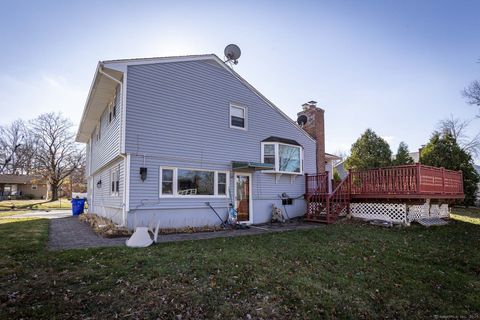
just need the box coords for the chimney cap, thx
[308,100,317,105]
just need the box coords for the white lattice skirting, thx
[351,203,407,223]
[351,202,449,224]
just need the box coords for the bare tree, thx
[0,120,35,174]
[462,80,480,111]
[29,113,84,201]
[438,116,480,158]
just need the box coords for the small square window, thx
[31,184,38,190]
[230,105,246,129]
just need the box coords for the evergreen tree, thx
[345,129,392,170]
[421,132,479,206]
[393,141,414,165]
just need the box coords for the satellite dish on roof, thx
[297,115,308,126]
[224,44,241,65]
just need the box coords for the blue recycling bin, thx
[71,198,86,216]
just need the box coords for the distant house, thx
[0,175,48,200]
[76,54,333,229]
[409,151,420,163]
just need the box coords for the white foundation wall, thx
[126,198,306,230]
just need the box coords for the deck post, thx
[441,167,445,195]
[415,163,421,194]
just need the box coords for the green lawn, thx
[0,209,479,319]
[0,198,72,210]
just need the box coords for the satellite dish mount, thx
[224,44,241,65]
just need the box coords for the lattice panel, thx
[407,203,429,221]
[307,202,326,217]
[351,203,407,223]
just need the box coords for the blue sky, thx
[0,0,479,159]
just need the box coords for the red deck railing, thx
[350,164,463,198]
[306,164,464,199]
[304,164,464,224]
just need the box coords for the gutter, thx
[98,65,129,227]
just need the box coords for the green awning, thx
[231,161,275,171]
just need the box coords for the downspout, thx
[98,65,128,227]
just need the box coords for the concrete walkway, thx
[6,210,72,219]
[48,216,323,250]
[49,217,127,250]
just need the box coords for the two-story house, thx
[76,54,328,229]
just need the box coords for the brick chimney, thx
[297,101,326,173]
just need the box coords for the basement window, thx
[261,142,303,174]
[230,104,246,129]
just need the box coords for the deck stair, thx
[305,173,350,224]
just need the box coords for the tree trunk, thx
[50,183,59,201]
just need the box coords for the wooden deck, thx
[304,164,464,223]
[306,164,464,200]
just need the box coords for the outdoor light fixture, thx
[97,180,102,188]
[140,167,147,181]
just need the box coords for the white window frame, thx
[31,184,38,190]
[108,94,117,125]
[159,167,229,198]
[110,166,120,196]
[261,142,304,175]
[229,103,247,130]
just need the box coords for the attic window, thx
[230,104,246,129]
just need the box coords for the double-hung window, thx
[108,94,117,124]
[111,167,120,196]
[261,142,303,174]
[160,167,229,197]
[230,104,246,129]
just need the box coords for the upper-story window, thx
[261,142,303,174]
[95,125,101,142]
[230,104,247,129]
[108,94,117,124]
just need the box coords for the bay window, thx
[261,142,303,174]
[160,167,229,197]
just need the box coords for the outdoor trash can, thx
[71,198,86,216]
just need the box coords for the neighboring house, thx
[76,54,331,229]
[409,151,420,163]
[0,175,48,200]
[333,160,348,180]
